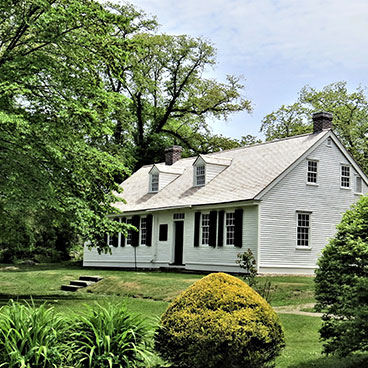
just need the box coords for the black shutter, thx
[234,209,243,248]
[194,212,201,247]
[209,210,217,247]
[131,215,140,247]
[120,217,126,247]
[104,233,108,246]
[112,218,119,247]
[146,214,153,246]
[218,210,224,247]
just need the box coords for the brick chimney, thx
[313,112,333,133]
[165,145,182,165]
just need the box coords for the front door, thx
[173,221,184,265]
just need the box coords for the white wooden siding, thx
[259,136,367,274]
[84,205,259,273]
[83,214,156,268]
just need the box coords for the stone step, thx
[70,280,94,287]
[61,284,84,292]
[79,275,103,282]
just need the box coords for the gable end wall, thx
[259,137,367,274]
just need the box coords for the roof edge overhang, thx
[111,199,261,216]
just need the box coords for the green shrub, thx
[155,272,285,368]
[0,300,66,368]
[67,302,156,368]
[236,249,277,303]
[236,249,258,286]
[315,195,368,356]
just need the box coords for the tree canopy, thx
[0,0,143,254]
[260,82,368,173]
[0,0,253,257]
[106,33,252,169]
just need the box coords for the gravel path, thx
[274,303,323,317]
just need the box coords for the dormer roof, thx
[149,164,185,175]
[193,155,232,167]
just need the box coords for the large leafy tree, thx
[0,0,253,257]
[107,33,252,168]
[315,195,368,356]
[0,0,149,254]
[260,82,368,173]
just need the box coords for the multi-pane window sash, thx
[226,213,235,245]
[196,165,205,186]
[140,217,147,245]
[307,160,318,184]
[341,165,350,188]
[151,174,159,192]
[355,176,362,193]
[201,214,210,245]
[173,213,185,220]
[297,213,310,247]
[126,218,132,245]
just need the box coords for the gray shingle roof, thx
[114,131,329,213]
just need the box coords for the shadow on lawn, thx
[0,293,86,308]
[286,353,368,368]
[0,261,83,273]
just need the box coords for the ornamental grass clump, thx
[67,302,156,368]
[0,300,66,368]
[155,272,285,368]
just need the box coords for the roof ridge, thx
[150,131,327,166]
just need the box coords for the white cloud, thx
[129,0,368,69]
[114,0,368,138]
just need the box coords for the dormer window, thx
[149,164,184,193]
[193,155,231,187]
[150,173,159,192]
[195,165,206,186]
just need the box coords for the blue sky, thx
[127,0,368,140]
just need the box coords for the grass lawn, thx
[0,262,367,368]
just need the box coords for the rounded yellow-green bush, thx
[155,272,285,368]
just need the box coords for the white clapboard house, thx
[84,112,368,274]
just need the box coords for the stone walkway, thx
[274,303,323,317]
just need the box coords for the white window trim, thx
[200,213,210,246]
[126,218,133,246]
[149,173,159,193]
[140,216,147,246]
[295,211,312,250]
[340,164,351,190]
[225,212,235,246]
[194,164,206,187]
[354,175,363,195]
[306,159,319,186]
